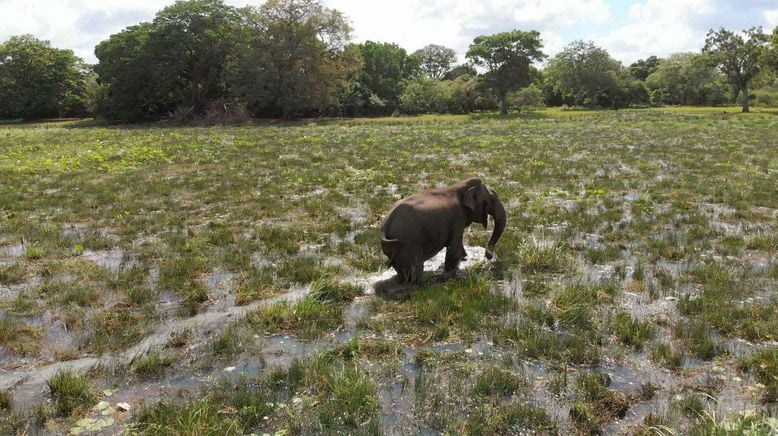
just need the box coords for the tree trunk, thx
[741,83,749,113]
[499,93,508,116]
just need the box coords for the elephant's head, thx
[463,183,506,260]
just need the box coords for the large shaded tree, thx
[0,35,92,119]
[94,23,165,121]
[769,27,778,69]
[645,53,728,106]
[349,41,421,115]
[94,0,241,121]
[703,27,769,112]
[629,56,661,81]
[545,40,622,107]
[466,30,545,115]
[443,64,477,80]
[152,0,241,114]
[231,0,356,118]
[413,44,457,80]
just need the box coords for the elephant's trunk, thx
[486,194,505,260]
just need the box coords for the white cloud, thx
[596,0,716,65]
[0,0,775,66]
[765,9,778,27]
[0,0,246,62]
[327,0,610,62]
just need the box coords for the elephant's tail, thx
[380,231,401,266]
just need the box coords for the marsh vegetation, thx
[0,108,776,434]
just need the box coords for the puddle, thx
[501,272,524,301]
[81,248,125,273]
[582,263,617,283]
[0,243,24,257]
[379,349,418,435]
[0,282,315,411]
[62,223,87,239]
[654,259,689,278]
[251,252,273,268]
[0,274,43,302]
[330,230,360,246]
[337,206,368,225]
[204,269,237,313]
[253,335,331,369]
[158,292,182,316]
[343,298,372,333]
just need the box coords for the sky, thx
[0,0,776,66]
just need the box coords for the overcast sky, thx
[1,0,776,65]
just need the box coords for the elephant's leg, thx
[409,261,424,284]
[394,246,424,283]
[444,225,466,272]
[444,248,461,272]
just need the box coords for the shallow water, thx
[81,248,125,273]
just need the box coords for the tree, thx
[765,26,778,71]
[466,30,545,115]
[151,0,241,115]
[509,84,543,109]
[398,78,451,114]
[443,64,477,80]
[95,0,242,121]
[703,27,769,112]
[629,56,661,81]
[0,35,92,119]
[351,41,421,115]
[231,0,356,118]
[413,44,457,80]
[645,53,728,106]
[94,23,162,121]
[545,40,622,107]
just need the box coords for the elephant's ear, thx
[463,186,488,229]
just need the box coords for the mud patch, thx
[0,243,24,258]
[81,248,126,273]
[204,269,237,312]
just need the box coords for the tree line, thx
[2,0,778,121]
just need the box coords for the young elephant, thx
[380,177,506,282]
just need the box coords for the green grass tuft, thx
[610,313,656,350]
[47,371,95,417]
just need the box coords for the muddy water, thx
[0,243,24,257]
[0,282,314,411]
[204,269,237,313]
[3,228,771,434]
[81,248,126,273]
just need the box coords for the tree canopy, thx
[466,30,545,115]
[5,5,778,121]
[0,35,92,119]
[349,41,421,115]
[629,56,661,81]
[703,27,770,112]
[545,40,623,107]
[645,53,728,106]
[231,0,356,118]
[414,44,457,80]
[95,0,242,121]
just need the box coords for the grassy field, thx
[0,108,777,434]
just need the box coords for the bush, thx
[509,84,544,109]
[753,90,778,107]
[398,79,451,114]
[201,99,252,124]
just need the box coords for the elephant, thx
[380,177,506,283]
